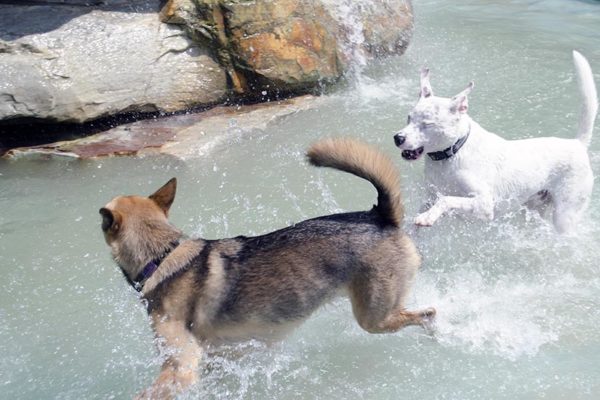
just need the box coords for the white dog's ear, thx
[451,81,474,113]
[420,68,433,98]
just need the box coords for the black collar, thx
[427,126,471,161]
[132,241,179,292]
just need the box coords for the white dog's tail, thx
[573,50,598,147]
[307,137,404,227]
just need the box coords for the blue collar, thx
[132,241,179,292]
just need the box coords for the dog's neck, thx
[427,117,472,161]
[141,239,207,296]
[131,239,180,291]
[112,220,183,285]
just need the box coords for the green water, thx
[1,1,600,399]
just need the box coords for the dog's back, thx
[205,211,415,338]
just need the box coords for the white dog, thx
[393,51,598,233]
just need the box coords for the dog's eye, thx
[407,115,411,124]
[421,122,435,129]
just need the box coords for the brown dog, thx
[99,138,435,399]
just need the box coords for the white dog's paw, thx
[415,212,436,226]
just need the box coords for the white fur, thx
[394,51,598,233]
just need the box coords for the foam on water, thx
[418,268,560,360]
[411,206,600,359]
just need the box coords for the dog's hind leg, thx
[551,174,593,233]
[553,197,591,234]
[371,308,436,333]
[349,243,435,334]
[350,280,435,333]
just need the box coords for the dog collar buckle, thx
[133,261,159,291]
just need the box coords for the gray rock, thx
[0,3,227,123]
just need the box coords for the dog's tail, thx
[573,50,598,147]
[307,137,403,227]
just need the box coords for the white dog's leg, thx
[553,195,591,234]
[553,208,580,234]
[415,195,494,226]
[551,173,593,234]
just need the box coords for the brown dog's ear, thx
[149,178,177,215]
[99,208,122,233]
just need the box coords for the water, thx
[1,0,600,398]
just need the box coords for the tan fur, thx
[307,137,404,226]
[99,138,434,399]
[142,240,205,295]
[101,194,182,280]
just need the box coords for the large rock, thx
[0,0,412,138]
[161,0,413,94]
[224,0,341,93]
[0,2,228,124]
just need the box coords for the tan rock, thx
[160,0,413,95]
[225,0,340,91]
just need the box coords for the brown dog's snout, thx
[394,134,406,147]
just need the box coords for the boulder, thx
[0,2,228,124]
[223,0,341,93]
[323,0,413,60]
[161,0,413,94]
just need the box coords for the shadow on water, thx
[0,0,162,40]
[0,106,199,155]
[0,114,158,154]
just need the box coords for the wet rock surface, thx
[4,95,322,159]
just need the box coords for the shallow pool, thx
[1,0,599,398]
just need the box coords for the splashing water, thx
[322,0,369,71]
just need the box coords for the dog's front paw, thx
[136,368,197,400]
[421,307,436,320]
[420,307,437,335]
[135,384,177,400]
[415,212,436,226]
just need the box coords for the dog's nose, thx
[394,134,406,147]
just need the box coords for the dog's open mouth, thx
[401,147,424,160]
